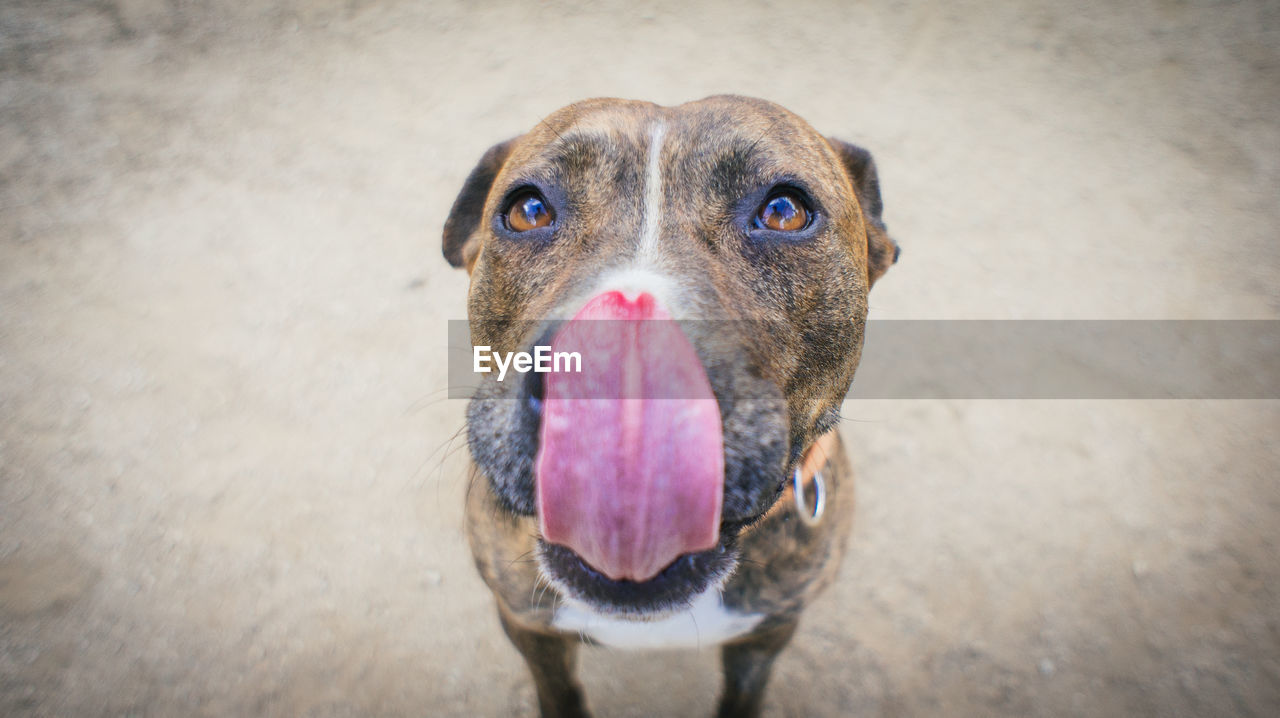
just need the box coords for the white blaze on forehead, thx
[547,120,692,321]
[638,121,667,261]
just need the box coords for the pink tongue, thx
[535,291,724,582]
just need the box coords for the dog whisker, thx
[410,421,468,489]
[402,385,469,415]
[507,549,536,568]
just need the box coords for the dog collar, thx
[793,431,837,525]
[758,431,837,527]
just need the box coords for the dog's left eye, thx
[504,191,554,232]
[755,191,811,232]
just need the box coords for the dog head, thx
[444,96,897,617]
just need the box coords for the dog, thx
[442,95,897,717]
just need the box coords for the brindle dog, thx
[442,95,897,717]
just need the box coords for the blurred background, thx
[1,0,1277,715]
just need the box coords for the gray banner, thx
[446,320,1280,400]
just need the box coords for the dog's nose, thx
[587,289,659,320]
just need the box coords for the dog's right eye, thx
[755,191,811,232]
[504,191,554,232]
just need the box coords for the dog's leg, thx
[498,606,589,718]
[715,619,798,718]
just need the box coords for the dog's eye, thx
[755,192,810,232]
[505,191,554,232]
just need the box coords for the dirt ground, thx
[2,1,1278,715]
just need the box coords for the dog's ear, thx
[826,138,899,286]
[442,137,519,270]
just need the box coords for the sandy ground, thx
[2,1,1278,715]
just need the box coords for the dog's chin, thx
[536,538,741,620]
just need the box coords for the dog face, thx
[445,95,896,616]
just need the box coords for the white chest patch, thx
[552,587,764,650]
